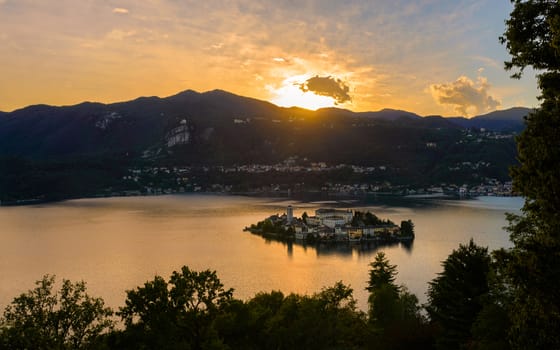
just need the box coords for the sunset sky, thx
[0,0,539,116]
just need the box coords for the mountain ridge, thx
[0,89,530,161]
[2,89,531,118]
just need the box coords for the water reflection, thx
[254,232,410,257]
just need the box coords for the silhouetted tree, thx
[500,1,560,347]
[301,211,308,224]
[366,252,398,294]
[426,240,491,349]
[0,275,114,349]
[366,252,430,349]
[471,251,512,350]
[261,282,367,350]
[400,220,415,237]
[117,266,233,349]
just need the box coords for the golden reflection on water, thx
[0,195,522,311]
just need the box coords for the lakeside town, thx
[0,158,515,206]
[115,127,517,198]
[245,206,415,244]
[117,160,515,198]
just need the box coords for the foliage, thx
[0,155,134,203]
[252,218,292,237]
[400,219,415,237]
[249,283,368,350]
[301,211,308,223]
[470,251,512,350]
[116,266,233,349]
[352,211,395,226]
[114,267,368,350]
[366,252,398,294]
[500,0,560,78]
[426,240,491,350]
[0,275,114,349]
[500,1,560,348]
[366,252,433,349]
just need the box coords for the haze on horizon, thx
[0,0,539,116]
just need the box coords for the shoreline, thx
[0,190,521,207]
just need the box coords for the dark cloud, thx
[300,75,351,104]
[429,75,500,117]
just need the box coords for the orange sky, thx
[0,0,539,116]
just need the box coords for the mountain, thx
[448,107,531,132]
[0,89,526,165]
[0,90,284,158]
[0,89,527,202]
[357,108,423,121]
[312,107,422,122]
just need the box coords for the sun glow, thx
[269,76,338,110]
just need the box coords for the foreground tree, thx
[213,283,368,350]
[0,275,114,349]
[263,283,367,350]
[367,252,432,349]
[501,1,560,348]
[366,252,398,294]
[426,240,491,349]
[471,250,513,350]
[115,266,233,349]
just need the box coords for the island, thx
[245,205,414,244]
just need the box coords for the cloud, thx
[106,29,136,40]
[112,7,129,14]
[429,75,500,116]
[299,75,351,104]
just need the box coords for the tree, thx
[366,252,398,294]
[426,240,491,350]
[117,266,233,349]
[470,253,512,350]
[254,283,367,350]
[500,1,560,78]
[366,252,400,328]
[366,252,431,349]
[400,220,415,237]
[0,275,114,349]
[500,1,560,348]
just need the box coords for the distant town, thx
[245,206,414,244]
[0,157,515,206]
[117,158,515,199]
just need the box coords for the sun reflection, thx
[268,75,338,110]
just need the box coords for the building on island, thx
[323,216,347,228]
[315,208,353,223]
[249,206,407,243]
[287,205,293,223]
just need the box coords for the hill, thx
[0,90,530,202]
[448,107,531,132]
[0,89,529,160]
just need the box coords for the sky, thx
[0,0,540,116]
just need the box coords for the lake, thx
[0,194,523,311]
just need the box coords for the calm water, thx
[0,194,523,311]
